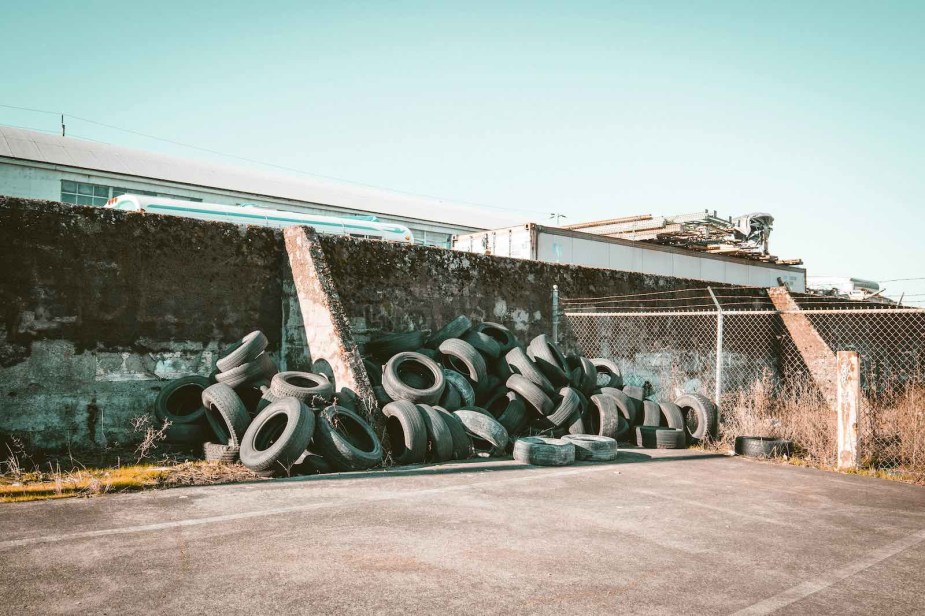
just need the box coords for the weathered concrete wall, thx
[0,197,296,450]
[316,235,725,348]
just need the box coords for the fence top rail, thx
[564,307,925,317]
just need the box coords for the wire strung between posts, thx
[559,287,716,303]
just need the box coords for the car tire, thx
[438,338,487,392]
[433,406,472,460]
[655,427,686,449]
[216,353,278,389]
[591,358,624,389]
[504,347,555,395]
[506,374,554,417]
[202,383,251,447]
[734,436,793,458]
[312,406,383,471]
[239,398,315,475]
[527,334,570,387]
[382,400,428,464]
[513,437,575,466]
[382,352,446,404]
[270,371,335,406]
[154,375,211,425]
[563,434,618,461]
[674,393,718,443]
[425,315,472,348]
[454,409,509,456]
[216,331,269,373]
[204,441,240,463]
[416,404,455,462]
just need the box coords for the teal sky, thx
[3,1,924,301]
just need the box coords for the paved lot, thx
[1,449,923,616]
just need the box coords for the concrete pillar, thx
[768,286,837,405]
[836,350,860,470]
[283,225,380,430]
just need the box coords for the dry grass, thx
[0,413,266,503]
[713,371,925,485]
[716,371,836,466]
[0,461,262,503]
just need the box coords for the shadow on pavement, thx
[264,449,728,486]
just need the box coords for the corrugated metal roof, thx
[0,125,530,229]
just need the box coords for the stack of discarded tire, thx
[363,315,720,464]
[153,330,384,476]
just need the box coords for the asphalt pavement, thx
[1,448,923,615]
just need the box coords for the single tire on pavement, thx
[734,436,793,458]
[202,383,251,447]
[674,393,719,443]
[216,331,269,373]
[655,427,686,449]
[154,375,210,425]
[382,400,427,464]
[635,425,663,448]
[416,404,455,462]
[513,437,575,466]
[204,441,240,463]
[563,435,618,461]
[216,352,278,389]
[240,398,315,474]
[382,352,445,404]
[454,410,509,456]
[270,371,335,405]
[312,406,383,471]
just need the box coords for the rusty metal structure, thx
[563,210,801,265]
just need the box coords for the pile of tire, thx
[362,317,617,465]
[153,330,384,476]
[362,316,721,462]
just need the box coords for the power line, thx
[878,277,925,283]
[0,102,549,218]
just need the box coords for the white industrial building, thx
[0,125,523,247]
[0,124,806,290]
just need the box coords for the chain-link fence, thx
[561,287,925,483]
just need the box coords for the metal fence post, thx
[707,287,723,407]
[836,350,860,469]
[551,285,559,343]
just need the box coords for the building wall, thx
[0,196,305,450]
[0,158,463,248]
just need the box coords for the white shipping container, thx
[452,223,806,292]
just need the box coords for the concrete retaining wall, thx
[0,196,787,453]
[0,197,306,450]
